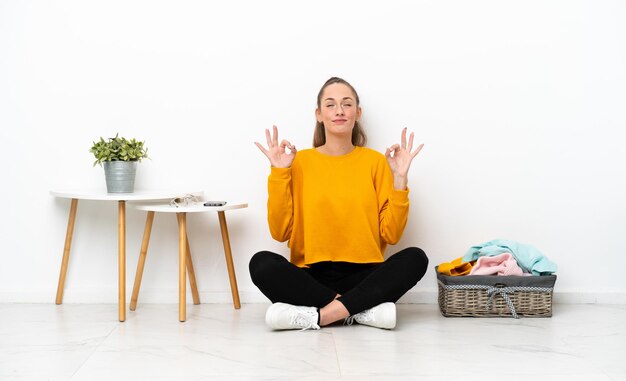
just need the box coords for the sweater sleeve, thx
[267,166,294,242]
[377,161,410,245]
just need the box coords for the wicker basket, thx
[436,266,556,318]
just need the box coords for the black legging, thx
[249,247,428,315]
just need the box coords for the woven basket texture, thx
[437,281,553,317]
[435,267,556,318]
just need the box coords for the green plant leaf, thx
[89,133,149,166]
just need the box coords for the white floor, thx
[0,303,624,381]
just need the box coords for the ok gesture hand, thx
[385,128,424,190]
[255,125,297,168]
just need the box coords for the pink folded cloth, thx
[469,253,524,276]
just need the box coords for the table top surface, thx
[135,202,248,213]
[50,190,203,201]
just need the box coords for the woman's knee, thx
[395,247,429,283]
[248,251,283,284]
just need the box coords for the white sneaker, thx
[265,302,320,331]
[345,302,396,329]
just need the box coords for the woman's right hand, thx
[254,125,297,168]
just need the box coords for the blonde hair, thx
[313,77,367,148]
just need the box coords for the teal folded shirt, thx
[462,239,557,275]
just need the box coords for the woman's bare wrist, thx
[393,175,408,190]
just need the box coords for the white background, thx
[1,0,624,304]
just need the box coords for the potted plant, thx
[90,133,149,193]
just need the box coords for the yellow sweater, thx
[267,146,410,267]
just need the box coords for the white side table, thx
[50,190,201,322]
[131,202,248,322]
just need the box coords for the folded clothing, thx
[437,257,475,276]
[469,253,524,276]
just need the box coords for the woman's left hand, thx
[385,128,424,190]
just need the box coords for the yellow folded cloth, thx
[438,257,475,276]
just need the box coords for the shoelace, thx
[344,309,374,326]
[344,315,356,326]
[290,311,320,331]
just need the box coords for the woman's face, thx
[316,83,361,140]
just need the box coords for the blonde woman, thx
[250,77,428,330]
